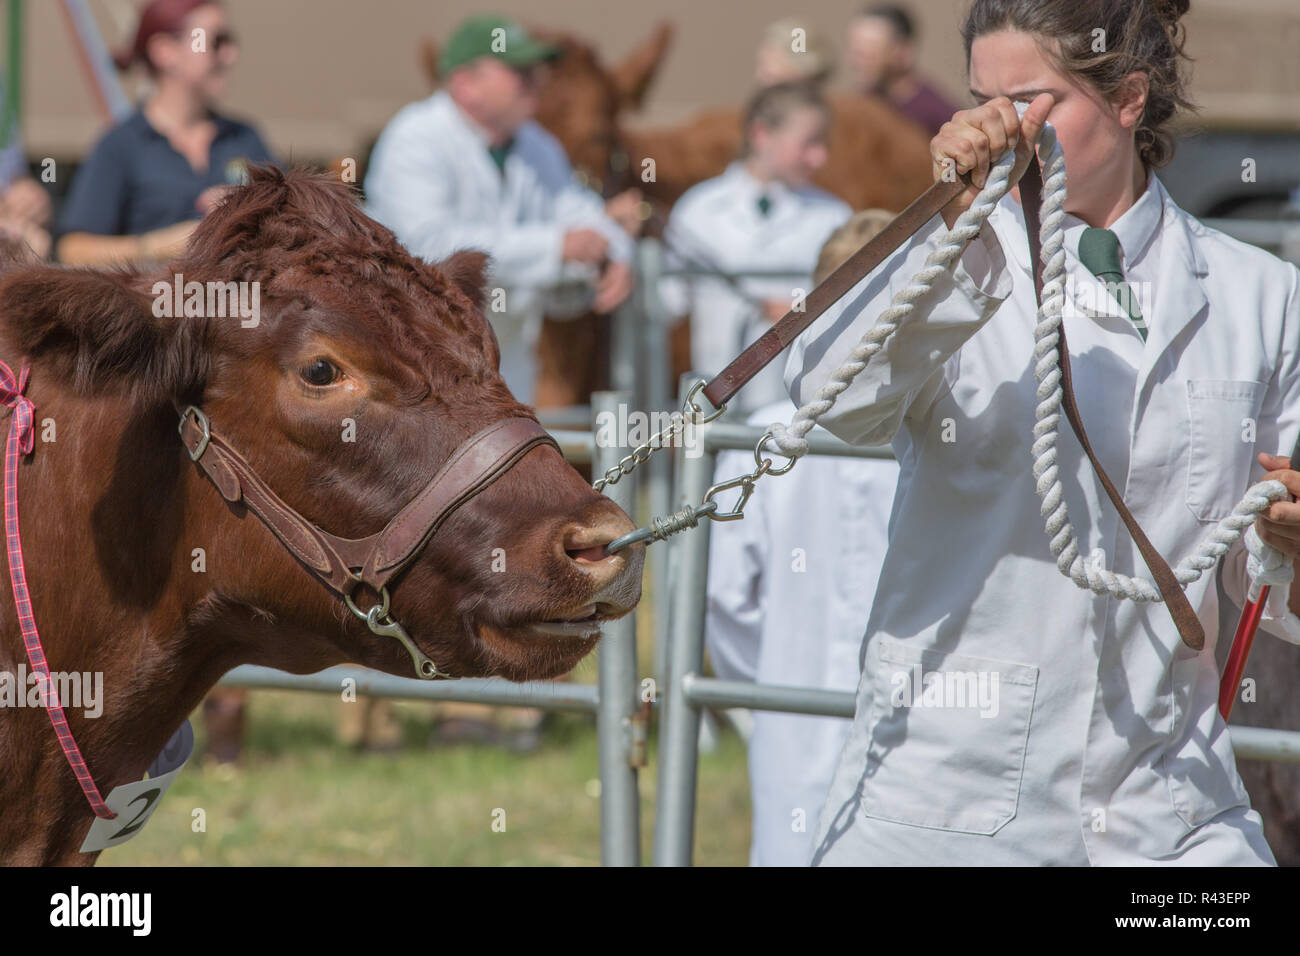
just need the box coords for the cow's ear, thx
[611,21,673,110]
[419,36,440,89]
[0,267,206,403]
[436,250,490,312]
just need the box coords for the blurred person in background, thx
[364,13,637,408]
[56,0,273,268]
[754,18,835,88]
[705,210,901,866]
[846,3,958,136]
[0,77,52,259]
[55,0,274,763]
[660,82,850,418]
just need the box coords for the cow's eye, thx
[300,359,341,387]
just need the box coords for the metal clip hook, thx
[701,459,769,521]
[345,584,451,680]
[603,440,786,553]
[364,607,450,680]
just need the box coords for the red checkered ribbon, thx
[1,359,115,819]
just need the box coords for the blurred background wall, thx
[28,0,1300,165]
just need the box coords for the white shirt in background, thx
[364,90,632,404]
[661,163,851,416]
[706,399,900,866]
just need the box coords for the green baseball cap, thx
[439,15,560,76]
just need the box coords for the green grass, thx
[100,687,753,866]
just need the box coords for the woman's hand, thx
[1255,452,1300,560]
[933,93,1054,229]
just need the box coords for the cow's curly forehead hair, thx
[183,165,492,348]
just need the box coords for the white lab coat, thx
[706,399,900,865]
[363,91,632,404]
[785,174,1300,866]
[661,163,851,417]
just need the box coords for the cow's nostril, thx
[567,544,611,564]
[561,516,635,569]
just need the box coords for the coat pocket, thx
[1162,654,1251,829]
[858,640,1039,835]
[1185,380,1266,523]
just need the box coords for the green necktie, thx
[756,195,772,217]
[487,139,513,176]
[1078,226,1146,341]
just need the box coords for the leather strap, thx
[358,418,560,590]
[1018,160,1205,650]
[179,409,559,600]
[701,175,969,409]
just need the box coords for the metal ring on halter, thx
[685,379,727,425]
[344,582,391,622]
[754,431,797,476]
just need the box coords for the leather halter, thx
[177,406,560,678]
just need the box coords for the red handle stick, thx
[1219,580,1267,720]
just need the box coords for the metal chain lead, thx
[592,380,725,492]
[592,411,688,493]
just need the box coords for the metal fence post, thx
[636,238,677,688]
[651,373,717,866]
[592,391,642,866]
[610,292,639,408]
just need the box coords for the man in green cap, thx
[366,14,638,405]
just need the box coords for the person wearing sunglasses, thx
[56,0,274,267]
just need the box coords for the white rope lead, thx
[768,117,1290,607]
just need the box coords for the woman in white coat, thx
[660,83,851,417]
[785,0,1300,865]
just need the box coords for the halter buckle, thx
[178,406,211,462]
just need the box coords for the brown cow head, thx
[0,167,643,682]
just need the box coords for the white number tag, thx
[79,720,194,854]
